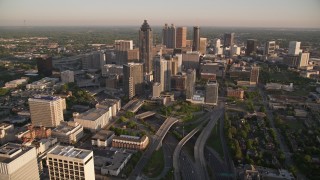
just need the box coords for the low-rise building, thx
[4,78,28,88]
[91,130,115,147]
[96,98,121,117]
[52,121,84,144]
[26,77,59,90]
[0,123,15,144]
[112,135,149,150]
[74,108,111,131]
[24,137,58,155]
[227,88,244,99]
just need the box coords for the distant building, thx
[163,24,176,48]
[96,98,121,117]
[123,63,144,99]
[139,20,153,74]
[250,66,260,85]
[26,77,59,90]
[5,78,28,88]
[283,52,309,68]
[171,74,187,91]
[264,41,276,56]
[73,108,111,132]
[192,26,200,51]
[199,38,207,54]
[0,123,15,144]
[29,95,66,127]
[101,64,123,77]
[91,130,115,147]
[36,56,53,77]
[60,70,74,83]
[152,82,161,98]
[176,27,187,48]
[112,135,149,150]
[51,121,84,144]
[200,62,225,78]
[227,88,244,99]
[186,40,193,48]
[114,40,133,51]
[0,143,40,180]
[182,51,200,69]
[47,145,95,180]
[205,80,219,105]
[154,56,172,92]
[288,41,301,55]
[224,33,235,47]
[246,39,257,55]
[231,45,241,56]
[171,54,183,75]
[186,69,196,100]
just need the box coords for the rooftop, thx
[48,145,91,159]
[52,121,81,134]
[113,135,147,143]
[0,143,34,164]
[76,108,109,121]
[30,95,60,101]
[94,149,131,172]
[92,130,114,141]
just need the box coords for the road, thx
[128,117,178,180]
[194,108,224,180]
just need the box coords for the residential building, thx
[52,121,84,144]
[73,108,111,131]
[0,143,40,180]
[186,69,196,100]
[205,80,218,105]
[123,63,144,99]
[163,24,176,48]
[112,135,149,150]
[176,27,187,48]
[139,20,153,74]
[192,26,200,51]
[227,88,244,99]
[91,130,115,147]
[29,96,66,127]
[60,70,74,83]
[47,145,95,180]
[264,41,276,56]
[288,41,301,55]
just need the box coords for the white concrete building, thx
[0,143,40,180]
[96,98,121,117]
[26,77,59,90]
[52,121,84,144]
[47,145,95,180]
[60,70,74,83]
[74,108,111,131]
[5,78,28,89]
[91,130,115,147]
[29,95,66,127]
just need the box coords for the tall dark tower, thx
[246,39,257,55]
[224,33,235,47]
[139,20,153,74]
[36,56,53,77]
[192,26,200,51]
[162,24,176,49]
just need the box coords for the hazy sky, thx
[1,0,320,28]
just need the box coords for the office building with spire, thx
[162,24,176,49]
[139,20,153,74]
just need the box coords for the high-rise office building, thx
[139,20,153,74]
[154,56,171,92]
[47,145,95,180]
[288,41,301,55]
[114,40,133,51]
[199,38,207,54]
[224,33,235,47]
[176,27,187,48]
[192,26,200,51]
[162,24,176,49]
[264,41,276,56]
[37,56,53,77]
[250,66,260,85]
[123,63,144,99]
[29,95,66,127]
[0,143,40,180]
[171,54,182,75]
[213,39,223,55]
[60,70,74,83]
[186,69,196,100]
[246,39,257,55]
[205,80,218,105]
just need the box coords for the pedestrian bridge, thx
[135,111,156,119]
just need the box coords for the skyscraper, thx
[192,26,200,51]
[114,40,133,51]
[288,41,301,55]
[199,38,207,54]
[47,145,95,180]
[123,63,144,99]
[162,24,176,49]
[154,56,171,92]
[29,95,66,127]
[264,41,276,56]
[205,80,218,105]
[139,20,153,74]
[186,69,196,100]
[224,33,235,47]
[37,56,53,77]
[246,39,257,55]
[176,27,187,48]
[0,143,40,180]
[250,66,260,86]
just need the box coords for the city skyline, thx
[1,0,320,28]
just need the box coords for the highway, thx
[128,117,178,180]
[194,108,224,180]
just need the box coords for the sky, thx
[0,0,320,28]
